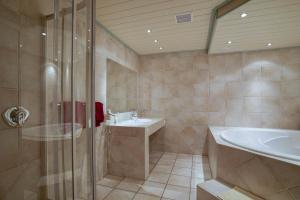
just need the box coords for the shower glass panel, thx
[0,0,94,199]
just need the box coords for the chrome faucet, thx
[107,109,117,123]
[131,111,138,120]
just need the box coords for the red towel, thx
[63,101,86,128]
[61,101,103,128]
[95,101,104,127]
[75,102,86,128]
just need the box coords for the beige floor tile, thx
[192,167,212,180]
[168,175,191,188]
[195,157,208,166]
[163,152,177,156]
[176,158,193,164]
[96,185,112,200]
[192,155,204,163]
[104,189,135,200]
[152,165,173,174]
[190,189,197,200]
[150,157,160,164]
[147,172,170,183]
[116,178,144,192]
[161,153,177,160]
[192,163,210,170]
[150,151,164,158]
[174,161,192,168]
[191,177,205,189]
[172,166,192,177]
[163,185,190,200]
[138,181,166,197]
[191,168,203,176]
[177,154,193,160]
[133,193,160,200]
[157,159,175,166]
[150,163,156,171]
[97,175,124,188]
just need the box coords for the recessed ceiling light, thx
[227,40,232,44]
[241,13,248,18]
[267,43,272,46]
[159,47,163,50]
[147,29,151,33]
[41,32,47,36]
[154,39,158,43]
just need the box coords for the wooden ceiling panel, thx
[96,0,223,54]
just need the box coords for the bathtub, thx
[220,127,300,162]
[208,127,300,199]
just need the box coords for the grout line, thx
[134,151,164,199]
[101,152,203,200]
[100,176,125,200]
[160,153,178,200]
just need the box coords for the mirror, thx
[209,0,300,54]
[107,59,138,113]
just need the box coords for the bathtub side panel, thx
[214,144,299,200]
[208,129,218,179]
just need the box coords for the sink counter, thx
[105,118,166,179]
[106,118,165,137]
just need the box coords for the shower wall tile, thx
[20,53,41,92]
[0,129,19,172]
[139,47,300,154]
[0,48,18,89]
[0,88,18,129]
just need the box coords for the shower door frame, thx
[42,0,96,199]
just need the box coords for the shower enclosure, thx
[0,0,95,199]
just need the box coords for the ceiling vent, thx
[175,13,192,24]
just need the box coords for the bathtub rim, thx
[209,126,300,167]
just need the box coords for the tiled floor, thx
[96,151,212,200]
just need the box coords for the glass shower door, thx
[0,0,94,199]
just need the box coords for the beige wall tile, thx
[0,48,18,89]
[140,48,300,154]
[0,129,19,171]
[95,24,140,181]
[0,88,18,129]
[225,81,242,98]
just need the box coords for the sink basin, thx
[134,118,152,123]
[120,118,152,124]
[114,118,157,127]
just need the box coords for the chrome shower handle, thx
[2,106,30,128]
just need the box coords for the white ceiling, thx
[209,0,300,54]
[96,0,223,55]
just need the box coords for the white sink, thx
[106,118,162,127]
[118,118,153,125]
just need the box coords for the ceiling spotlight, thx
[41,32,47,36]
[147,29,151,33]
[241,13,248,18]
[267,43,272,46]
[227,40,232,44]
[159,47,163,50]
[154,39,158,43]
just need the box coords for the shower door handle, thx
[2,106,30,128]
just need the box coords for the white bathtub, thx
[220,128,300,162]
